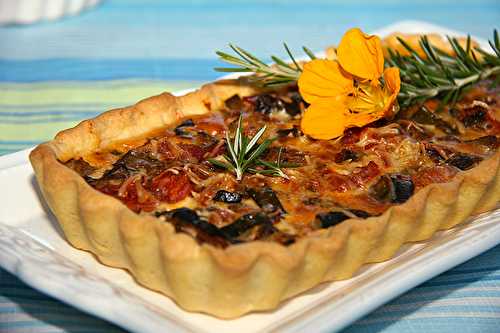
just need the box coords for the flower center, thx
[345,81,392,125]
[349,82,386,112]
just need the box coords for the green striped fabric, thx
[0,80,202,155]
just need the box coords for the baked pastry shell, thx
[30,79,500,318]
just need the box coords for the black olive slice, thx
[425,147,446,163]
[316,211,350,228]
[213,190,242,203]
[253,94,285,114]
[160,208,222,236]
[276,127,301,138]
[369,174,414,204]
[156,208,228,247]
[156,208,287,246]
[390,175,415,204]
[102,150,163,180]
[349,209,371,218]
[247,187,286,213]
[446,154,482,170]
[220,212,272,239]
[315,208,371,229]
[166,207,197,223]
[174,119,195,137]
[282,92,303,116]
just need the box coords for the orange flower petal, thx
[382,67,401,114]
[346,111,381,127]
[298,59,353,104]
[383,67,400,94]
[337,28,384,81]
[301,98,347,140]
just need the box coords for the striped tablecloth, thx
[1,1,499,332]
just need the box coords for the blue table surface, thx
[0,1,499,332]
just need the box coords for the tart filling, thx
[65,82,500,248]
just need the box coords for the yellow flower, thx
[298,28,401,140]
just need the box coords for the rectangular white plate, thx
[1,21,499,333]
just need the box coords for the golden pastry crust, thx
[30,77,500,318]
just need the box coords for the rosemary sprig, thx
[387,30,500,108]
[215,43,315,86]
[208,115,290,180]
[215,30,500,108]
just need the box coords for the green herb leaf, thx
[208,115,293,180]
[215,43,314,86]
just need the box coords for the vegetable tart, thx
[30,28,500,318]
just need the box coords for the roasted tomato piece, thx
[412,165,458,189]
[340,127,363,145]
[150,171,193,203]
[116,177,157,213]
[179,144,206,161]
[349,161,381,187]
[324,172,351,193]
[95,182,121,196]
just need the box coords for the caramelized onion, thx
[118,173,143,198]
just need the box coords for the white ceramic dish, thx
[0,21,498,333]
[0,0,102,25]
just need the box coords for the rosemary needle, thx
[208,115,292,180]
